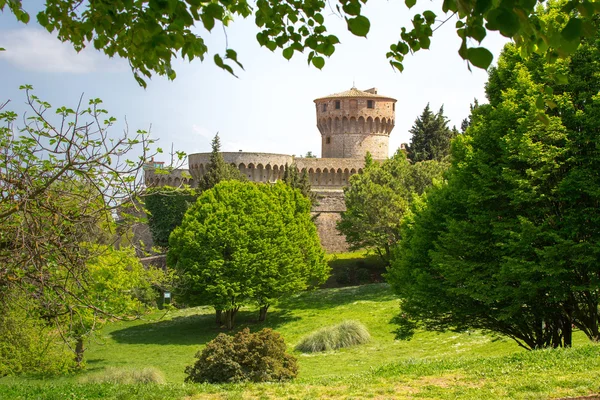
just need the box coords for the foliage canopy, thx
[388,18,600,349]
[0,87,164,367]
[338,151,447,264]
[185,328,298,383]
[407,104,457,162]
[2,0,597,85]
[144,186,198,249]
[168,180,329,329]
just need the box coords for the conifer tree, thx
[199,133,245,191]
[283,163,317,206]
[407,104,456,162]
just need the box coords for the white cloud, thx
[0,28,125,73]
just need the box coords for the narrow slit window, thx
[322,103,327,112]
[335,100,341,109]
[367,100,374,109]
[326,137,331,144]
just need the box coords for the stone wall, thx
[143,154,363,253]
[144,167,195,188]
[189,152,293,183]
[312,189,348,253]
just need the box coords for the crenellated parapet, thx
[144,167,195,188]
[188,152,294,184]
[314,87,396,159]
[295,157,365,189]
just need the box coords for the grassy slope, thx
[82,284,520,382]
[1,283,599,399]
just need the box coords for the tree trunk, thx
[259,304,270,322]
[224,307,239,330]
[74,337,85,366]
[563,320,573,348]
[215,309,222,326]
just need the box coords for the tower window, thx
[322,103,327,112]
[335,100,341,109]
[367,100,374,109]
[326,137,331,144]
[393,103,395,111]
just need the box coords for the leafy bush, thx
[0,290,75,377]
[80,367,165,384]
[336,265,371,286]
[295,320,371,353]
[184,328,298,383]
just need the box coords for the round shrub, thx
[184,328,298,383]
[295,320,371,353]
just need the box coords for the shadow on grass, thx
[109,309,300,346]
[279,283,396,311]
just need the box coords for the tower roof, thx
[314,87,397,102]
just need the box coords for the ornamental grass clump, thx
[184,328,298,383]
[295,320,371,353]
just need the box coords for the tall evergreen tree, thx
[407,104,456,162]
[283,163,316,206]
[388,13,600,349]
[199,133,245,191]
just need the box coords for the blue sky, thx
[0,1,508,162]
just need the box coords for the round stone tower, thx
[314,87,396,159]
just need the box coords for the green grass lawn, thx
[2,283,600,399]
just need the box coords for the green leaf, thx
[537,112,550,125]
[282,47,294,60]
[561,18,582,42]
[36,12,48,27]
[347,16,370,37]
[312,56,325,69]
[201,13,215,31]
[423,10,436,22]
[495,9,520,37]
[536,95,545,109]
[343,1,361,16]
[390,61,404,72]
[466,47,493,69]
[265,41,277,51]
[555,74,569,84]
[405,0,417,9]
[225,49,244,70]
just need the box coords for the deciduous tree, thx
[168,181,328,329]
[1,0,595,85]
[338,151,447,265]
[0,87,166,368]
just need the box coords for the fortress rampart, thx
[144,167,194,188]
[143,87,398,253]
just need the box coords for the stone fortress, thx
[145,87,397,252]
